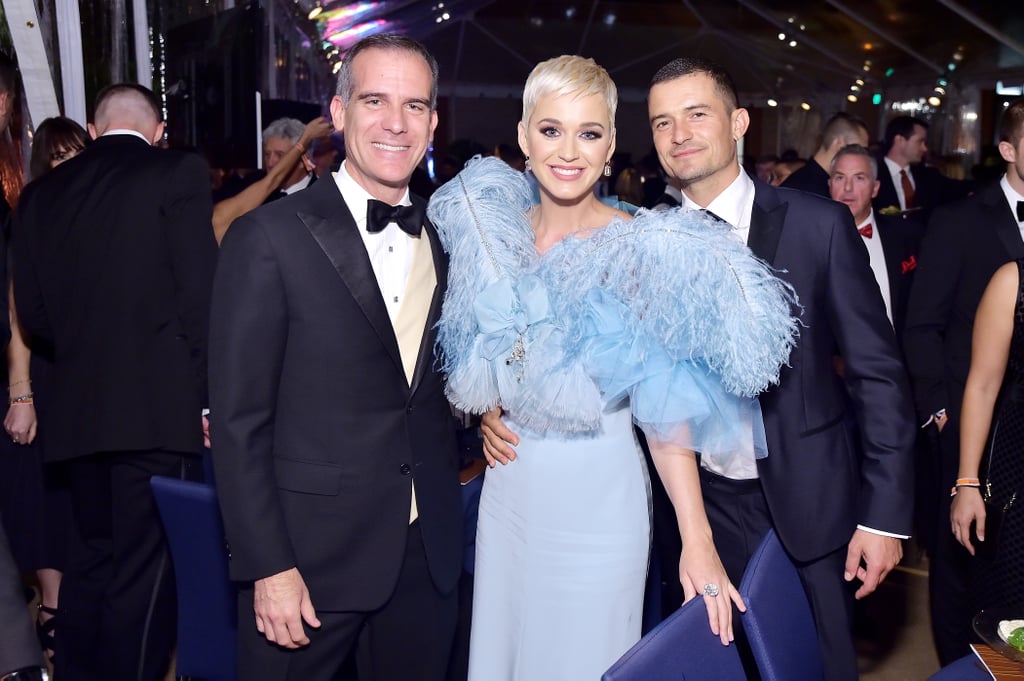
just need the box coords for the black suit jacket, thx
[209,175,462,612]
[873,161,972,253]
[748,177,915,562]
[780,159,829,198]
[902,180,1024,424]
[13,134,216,461]
[874,212,917,338]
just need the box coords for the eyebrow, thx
[535,117,606,130]
[649,103,711,124]
[356,92,431,107]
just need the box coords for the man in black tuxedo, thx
[647,58,914,681]
[13,84,217,680]
[828,144,916,336]
[783,112,869,198]
[209,34,462,681]
[902,98,1024,664]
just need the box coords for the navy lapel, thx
[408,209,447,397]
[748,179,787,265]
[297,178,405,379]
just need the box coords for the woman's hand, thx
[678,534,744,645]
[3,402,37,445]
[951,486,986,555]
[479,408,518,467]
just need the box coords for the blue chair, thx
[926,654,990,680]
[151,476,237,681]
[602,595,745,680]
[738,529,824,680]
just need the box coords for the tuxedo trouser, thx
[237,520,458,681]
[926,422,974,665]
[57,451,198,681]
[699,467,859,681]
[0,520,43,674]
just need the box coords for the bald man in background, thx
[13,83,217,681]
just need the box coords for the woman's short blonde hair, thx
[521,55,617,127]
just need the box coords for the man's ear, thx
[999,140,1016,165]
[87,123,98,140]
[151,121,166,145]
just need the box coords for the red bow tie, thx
[858,223,873,239]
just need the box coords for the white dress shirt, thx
[333,161,415,324]
[282,173,313,196]
[102,129,151,144]
[883,157,915,211]
[1000,174,1024,241]
[857,210,893,327]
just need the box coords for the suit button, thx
[400,463,411,475]
[406,406,414,414]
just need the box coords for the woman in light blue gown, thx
[427,56,798,681]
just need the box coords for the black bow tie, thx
[366,199,423,236]
[1017,200,1024,223]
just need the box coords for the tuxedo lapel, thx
[297,179,405,379]
[749,180,787,265]
[981,183,1024,261]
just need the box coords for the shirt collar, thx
[1000,174,1024,221]
[883,156,907,177]
[333,161,411,226]
[101,129,152,145]
[682,170,754,229]
[282,173,312,195]
[857,209,876,230]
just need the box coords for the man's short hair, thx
[830,143,878,180]
[821,113,869,151]
[262,117,305,147]
[94,83,162,123]
[883,115,927,151]
[335,33,439,110]
[649,57,739,112]
[999,98,1024,147]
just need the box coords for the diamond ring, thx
[702,583,720,597]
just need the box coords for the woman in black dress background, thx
[0,116,88,661]
[952,258,1024,611]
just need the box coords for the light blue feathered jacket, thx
[428,156,799,470]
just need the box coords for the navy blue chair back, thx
[738,529,824,680]
[602,595,745,680]
[151,476,237,681]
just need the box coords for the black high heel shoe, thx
[36,605,56,663]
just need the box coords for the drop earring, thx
[603,162,612,177]
[525,156,531,171]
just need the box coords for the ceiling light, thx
[800,102,811,111]
[308,6,322,20]
[934,86,946,95]
[778,32,786,40]
[847,94,858,103]
[603,13,616,26]
[928,95,942,106]
[789,40,797,47]
[767,98,778,107]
